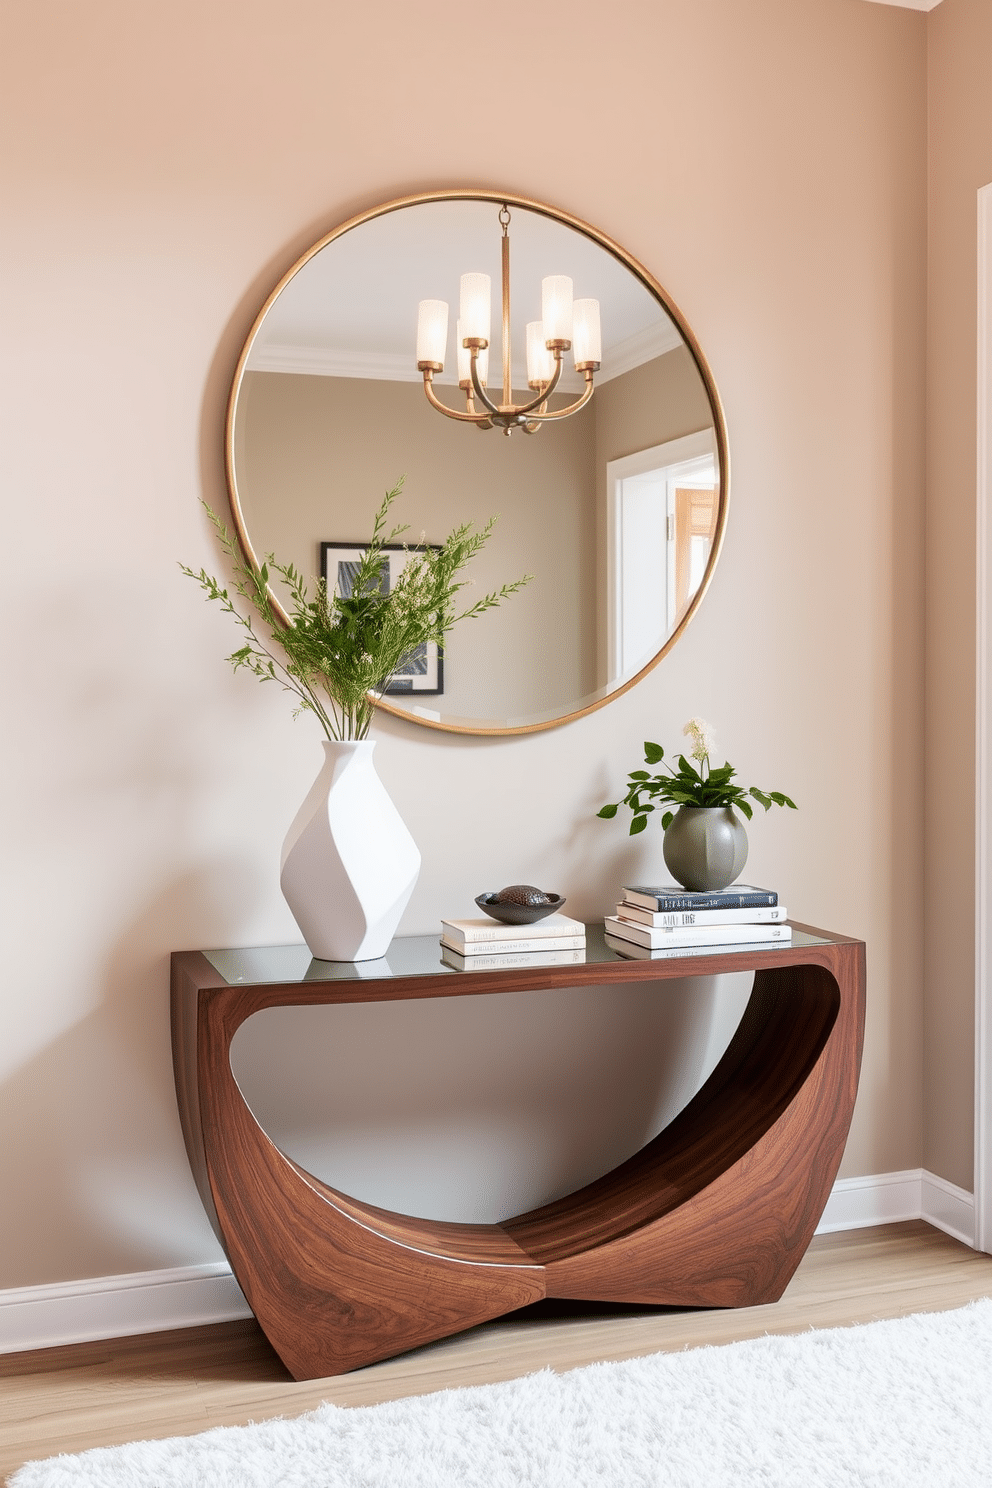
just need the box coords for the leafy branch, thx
[181,479,532,741]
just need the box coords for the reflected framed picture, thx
[320,541,444,696]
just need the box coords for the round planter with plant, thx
[598,718,797,892]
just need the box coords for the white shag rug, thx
[11,1299,992,1488]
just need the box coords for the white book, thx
[442,933,587,957]
[603,916,792,950]
[440,913,585,948]
[616,902,789,929]
[604,934,788,962]
[441,944,587,972]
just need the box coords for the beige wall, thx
[0,0,930,1290]
[925,0,992,1190]
[594,345,714,469]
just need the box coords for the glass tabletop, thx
[202,924,835,988]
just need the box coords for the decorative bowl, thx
[474,886,566,925]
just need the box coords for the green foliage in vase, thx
[181,479,531,741]
[597,717,797,836]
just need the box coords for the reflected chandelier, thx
[416,204,602,436]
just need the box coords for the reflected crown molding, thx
[246,342,586,393]
[862,0,941,9]
[246,323,683,390]
[603,321,685,382]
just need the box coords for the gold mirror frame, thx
[225,188,730,736]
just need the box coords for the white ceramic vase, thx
[280,739,421,962]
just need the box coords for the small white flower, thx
[683,716,715,763]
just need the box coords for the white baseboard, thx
[815,1168,925,1232]
[0,1262,251,1355]
[921,1170,977,1247]
[0,1170,979,1355]
[815,1167,976,1247]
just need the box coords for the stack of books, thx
[440,913,587,971]
[604,884,790,958]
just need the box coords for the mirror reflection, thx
[227,194,727,734]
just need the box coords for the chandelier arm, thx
[511,357,565,418]
[469,354,503,418]
[517,370,595,424]
[524,397,549,434]
[469,348,566,421]
[463,389,493,429]
[422,372,492,425]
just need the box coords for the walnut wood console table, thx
[171,923,865,1380]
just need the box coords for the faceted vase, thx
[280,739,421,962]
[662,805,748,892]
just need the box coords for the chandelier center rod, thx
[501,206,512,411]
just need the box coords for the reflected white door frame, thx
[975,181,992,1252]
[605,429,717,679]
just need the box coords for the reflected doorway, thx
[606,429,718,679]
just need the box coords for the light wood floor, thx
[3,1221,992,1483]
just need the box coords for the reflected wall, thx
[235,343,712,723]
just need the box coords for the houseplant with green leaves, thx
[598,718,796,891]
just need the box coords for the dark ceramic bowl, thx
[474,891,567,925]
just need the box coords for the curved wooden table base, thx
[172,926,865,1380]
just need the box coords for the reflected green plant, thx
[182,479,531,741]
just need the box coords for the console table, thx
[171,923,865,1380]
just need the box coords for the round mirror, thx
[226,190,729,735]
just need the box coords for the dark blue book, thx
[623,883,779,912]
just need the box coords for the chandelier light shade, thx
[416,203,601,436]
[572,299,602,369]
[459,274,492,345]
[415,299,449,368]
[455,320,470,385]
[540,276,573,346]
[526,321,555,387]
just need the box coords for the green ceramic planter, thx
[662,805,748,892]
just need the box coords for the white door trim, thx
[975,182,992,1253]
[605,428,716,678]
